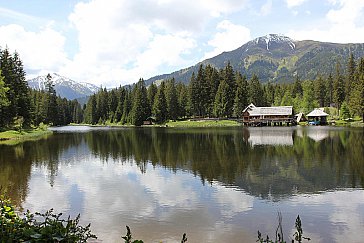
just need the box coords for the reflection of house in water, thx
[306,128,330,142]
[244,127,294,146]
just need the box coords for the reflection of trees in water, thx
[85,127,364,199]
[0,134,83,206]
[1,127,363,205]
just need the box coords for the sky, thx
[1,0,364,87]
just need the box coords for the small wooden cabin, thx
[307,108,328,125]
[143,117,155,125]
[242,103,295,126]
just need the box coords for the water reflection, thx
[0,126,363,242]
[245,127,294,146]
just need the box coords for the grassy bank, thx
[165,119,241,127]
[73,119,242,128]
[0,128,52,145]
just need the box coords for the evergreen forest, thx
[84,54,364,126]
[0,47,363,128]
[0,48,83,130]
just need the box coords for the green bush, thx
[38,122,48,131]
[0,196,96,242]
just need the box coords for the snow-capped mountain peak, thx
[252,34,296,50]
[27,73,100,100]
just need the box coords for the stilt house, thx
[242,103,295,126]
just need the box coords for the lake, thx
[0,126,363,242]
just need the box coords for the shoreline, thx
[71,119,363,128]
[0,129,53,145]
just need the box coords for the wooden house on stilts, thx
[242,103,295,126]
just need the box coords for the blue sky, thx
[1,0,364,87]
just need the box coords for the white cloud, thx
[285,0,308,8]
[0,24,69,76]
[0,0,251,87]
[203,20,251,60]
[60,0,249,86]
[135,33,196,75]
[288,0,364,43]
[212,182,253,217]
[290,191,364,243]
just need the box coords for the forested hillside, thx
[146,34,364,85]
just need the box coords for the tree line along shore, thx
[0,47,363,135]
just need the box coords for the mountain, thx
[146,34,364,85]
[27,73,99,100]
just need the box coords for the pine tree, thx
[314,76,326,107]
[121,90,131,124]
[197,65,210,117]
[189,72,200,117]
[340,101,350,119]
[108,89,118,122]
[281,86,293,106]
[114,87,126,123]
[221,62,236,117]
[45,74,58,125]
[153,81,167,123]
[248,74,265,106]
[265,82,275,106]
[72,102,83,124]
[0,49,32,127]
[0,70,10,127]
[292,76,303,98]
[214,79,228,117]
[189,65,211,117]
[333,62,345,110]
[205,65,220,116]
[0,48,16,126]
[348,57,364,118]
[84,94,97,124]
[12,51,32,126]
[95,87,109,123]
[147,83,158,111]
[165,78,178,121]
[131,79,149,126]
[233,73,248,117]
[345,53,355,103]
[301,80,319,113]
[325,73,333,106]
[176,82,189,118]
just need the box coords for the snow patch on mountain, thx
[253,34,296,50]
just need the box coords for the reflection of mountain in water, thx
[1,127,363,204]
[245,127,294,146]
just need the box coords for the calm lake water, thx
[1,126,363,242]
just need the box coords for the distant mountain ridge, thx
[146,34,364,85]
[27,73,99,100]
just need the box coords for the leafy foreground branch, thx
[0,196,96,242]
